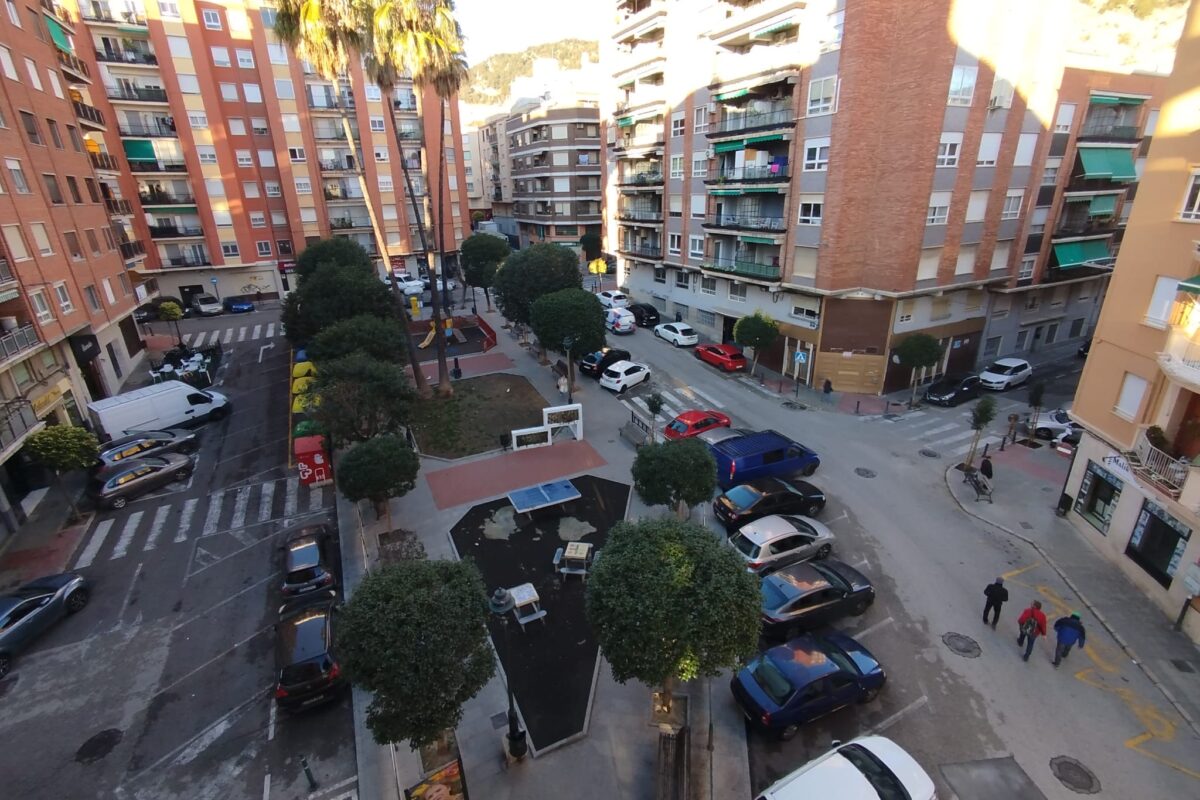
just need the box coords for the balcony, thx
[708,163,789,183]
[393,97,418,112]
[708,107,794,137]
[330,217,371,230]
[90,152,120,171]
[1157,327,1200,395]
[314,128,357,141]
[1077,119,1141,143]
[617,242,662,260]
[73,100,106,129]
[80,6,146,26]
[397,128,424,142]
[0,257,14,286]
[147,224,204,240]
[128,158,187,173]
[106,85,167,103]
[119,240,146,259]
[40,0,74,25]
[1121,428,1197,502]
[0,400,42,456]
[323,188,364,202]
[703,255,781,281]
[318,158,357,173]
[709,0,804,46]
[95,48,157,66]
[613,0,666,41]
[614,132,665,152]
[139,190,194,205]
[307,96,354,111]
[164,254,212,268]
[118,120,177,138]
[0,324,40,361]
[56,50,91,82]
[105,198,133,215]
[703,213,787,233]
[618,171,663,187]
[617,206,663,223]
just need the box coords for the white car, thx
[599,360,650,393]
[978,357,1031,390]
[654,322,699,347]
[387,272,426,296]
[598,290,629,309]
[422,275,459,292]
[190,294,223,316]
[1034,407,1079,440]
[728,514,835,574]
[755,736,935,800]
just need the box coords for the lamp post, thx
[562,335,575,404]
[488,587,528,759]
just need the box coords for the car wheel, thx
[804,502,822,517]
[65,589,89,614]
[111,496,127,509]
[778,724,800,742]
[802,464,817,477]
[1035,428,1052,440]
[618,383,627,394]
[859,685,881,704]
[174,468,191,481]
[672,339,680,348]
[0,653,10,679]
[852,598,871,616]
[815,543,832,559]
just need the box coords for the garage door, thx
[816,352,886,394]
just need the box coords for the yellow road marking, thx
[1001,563,1043,580]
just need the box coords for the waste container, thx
[1055,492,1072,517]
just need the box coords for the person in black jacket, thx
[982,577,1009,628]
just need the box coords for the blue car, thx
[223,298,256,313]
[731,631,885,740]
[706,430,820,489]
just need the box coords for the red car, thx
[663,410,732,440]
[694,344,748,372]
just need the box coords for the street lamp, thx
[562,335,575,404]
[488,587,528,759]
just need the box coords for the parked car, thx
[388,272,426,296]
[88,381,230,441]
[1054,428,1082,451]
[923,373,980,406]
[728,514,835,574]
[89,453,194,509]
[1033,407,1079,440]
[979,357,1032,390]
[190,294,223,316]
[606,308,637,335]
[95,429,199,469]
[731,631,885,740]
[599,360,651,393]
[223,297,256,313]
[663,410,731,440]
[421,275,458,292]
[708,430,820,488]
[1078,339,1091,358]
[133,296,185,322]
[760,559,875,638]
[579,347,631,378]
[0,573,90,678]
[713,476,826,529]
[654,322,699,347]
[598,290,629,308]
[281,524,337,597]
[753,736,935,800]
[274,590,346,711]
[627,302,660,327]
[698,427,756,446]
[694,343,748,372]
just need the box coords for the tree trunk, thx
[484,287,492,311]
[964,431,982,469]
[58,472,80,523]
[751,350,760,378]
[430,101,453,396]
[674,498,689,520]
[657,674,677,717]
[909,368,919,409]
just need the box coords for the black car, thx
[579,347,632,378]
[1078,340,1091,358]
[923,373,981,407]
[133,296,185,322]
[95,429,199,469]
[760,559,875,639]
[627,303,661,327]
[713,476,826,531]
[281,524,337,597]
[274,590,345,711]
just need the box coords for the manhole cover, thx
[919,448,940,458]
[942,632,981,658]
[882,413,901,421]
[781,400,807,411]
[855,468,877,479]
[490,712,508,730]
[1020,521,1034,530]
[1050,756,1100,793]
[76,728,123,764]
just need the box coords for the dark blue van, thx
[707,430,820,489]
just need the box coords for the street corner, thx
[0,515,93,589]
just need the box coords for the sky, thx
[454,0,606,64]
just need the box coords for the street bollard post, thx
[300,755,318,790]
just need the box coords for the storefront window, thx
[1126,499,1191,589]
[1074,461,1123,534]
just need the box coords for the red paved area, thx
[0,519,89,588]
[425,439,607,510]
[989,440,1071,483]
[419,351,516,386]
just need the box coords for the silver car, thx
[728,514,835,574]
[0,573,89,677]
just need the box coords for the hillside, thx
[462,39,599,106]
[1070,0,1189,72]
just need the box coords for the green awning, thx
[1053,239,1111,268]
[617,116,633,128]
[1088,194,1117,216]
[46,17,72,53]
[1079,148,1137,181]
[1065,195,1090,203]
[122,139,155,159]
[1090,94,1144,106]
[1178,275,1200,294]
[752,20,797,38]
[744,187,780,193]
[715,88,750,102]
[745,134,784,144]
[118,25,147,34]
[144,204,198,213]
[713,140,745,153]
[740,235,776,244]
[710,189,741,195]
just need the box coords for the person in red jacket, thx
[1016,600,1047,662]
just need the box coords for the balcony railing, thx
[0,399,40,453]
[128,159,187,173]
[393,97,418,111]
[56,50,91,80]
[708,108,794,137]
[330,218,370,230]
[106,85,167,103]
[164,254,212,268]
[95,48,157,65]
[704,256,781,280]
[105,198,133,215]
[318,158,357,172]
[615,133,664,150]
[139,191,194,205]
[1123,429,1194,499]
[617,242,662,259]
[307,96,354,110]
[73,100,106,127]
[1078,122,1139,141]
[703,213,786,232]
[0,257,13,284]
[710,163,789,182]
[119,240,145,259]
[147,224,204,239]
[118,121,177,137]
[617,207,663,222]
[0,325,41,364]
[90,152,120,171]
[619,171,663,186]
[81,7,146,25]
[314,129,357,141]
[40,0,75,25]
[396,128,423,141]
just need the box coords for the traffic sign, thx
[210,277,218,284]
[794,350,807,364]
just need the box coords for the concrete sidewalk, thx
[943,443,1200,738]
[0,473,91,590]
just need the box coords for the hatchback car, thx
[1033,407,1079,440]
[979,357,1032,390]
[95,429,199,469]
[627,302,660,327]
[281,525,337,597]
[580,347,631,378]
[223,297,256,313]
[923,373,980,406]
[729,515,835,574]
[698,427,756,446]
[389,272,426,296]
[654,322,699,347]
[0,573,89,678]
[274,590,346,711]
[731,632,885,740]
[663,410,731,440]
[760,559,875,638]
[190,294,223,316]
[90,453,194,509]
[133,296,185,322]
[598,290,629,308]
[600,360,651,393]
[694,343,748,372]
[754,736,935,800]
[714,476,826,529]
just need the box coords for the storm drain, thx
[1050,756,1101,794]
[1020,521,1034,530]
[855,467,877,479]
[76,728,123,764]
[781,400,808,411]
[942,632,982,658]
[882,413,901,421]
[919,448,940,459]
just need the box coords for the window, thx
[931,297,951,320]
[370,116,385,132]
[948,65,977,106]
[1042,158,1061,185]
[243,83,262,103]
[990,77,1014,109]
[982,335,1001,356]
[30,289,52,324]
[256,150,275,168]
[188,112,208,129]
[798,195,823,225]
[277,239,294,255]
[202,7,222,28]
[271,211,286,226]
[688,235,704,258]
[211,46,231,67]
[66,125,82,151]
[19,112,41,145]
[691,194,705,219]
[197,146,217,165]
[1055,103,1076,133]
[251,118,268,135]
[1145,276,1179,327]
[927,191,952,224]
[242,181,260,198]
[175,73,199,94]
[234,150,252,167]
[260,6,277,27]
[84,285,101,312]
[221,242,239,257]
[300,208,317,223]
[46,71,62,99]
[361,83,380,102]
[274,79,294,99]
[1182,172,1200,221]
[42,174,63,204]
[667,233,681,255]
[84,229,100,255]
[236,49,254,69]
[265,180,282,197]
[266,42,288,66]
[65,176,82,203]
[4,0,16,26]
[378,175,393,192]
[24,58,41,91]
[4,158,27,193]
[228,117,246,136]
[803,138,830,171]
[294,178,311,194]
[937,132,962,167]
[728,282,747,303]
[675,270,690,288]
[691,153,708,178]
[54,282,73,313]
[671,113,684,137]
[807,76,838,115]
[1002,190,1023,219]
[158,0,180,18]
[29,223,51,255]
[977,132,1001,167]
[167,35,191,59]
[1,224,27,260]
[219,82,238,101]
[0,46,15,80]
[693,106,708,134]
[1115,372,1148,420]
[281,113,300,132]
[288,147,306,163]
[965,190,989,222]
[1127,500,1192,589]
[1013,133,1038,167]
[374,146,388,162]
[256,241,272,256]
[1018,255,1035,280]
[669,154,683,179]
[668,195,682,217]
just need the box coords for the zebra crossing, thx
[620,381,727,423]
[872,399,1027,457]
[72,476,329,570]
[181,322,279,348]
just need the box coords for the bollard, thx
[300,755,318,790]
[999,436,1006,452]
[855,400,860,415]
[982,442,989,458]
[452,356,462,380]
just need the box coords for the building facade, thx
[1063,0,1200,640]
[478,111,517,241]
[603,0,1165,394]
[461,127,488,221]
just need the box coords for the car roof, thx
[276,604,333,666]
[675,410,717,423]
[765,736,931,798]
[18,573,79,592]
[992,357,1028,367]
[95,456,167,480]
[286,537,322,571]
[711,430,794,455]
[764,562,830,598]
[764,635,842,684]
[101,431,174,449]
[736,515,803,545]
[606,360,641,371]
[708,344,744,355]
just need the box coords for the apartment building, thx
[603,0,1165,394]
[478,111,517,242]
[1062,0,1200,640]
[461,127,488,221]
[0,0,147,533]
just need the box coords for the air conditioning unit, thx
[705,147,714,159]
[708,102,717,113]
[1193,240,1200,260]
[988,98,1002,111]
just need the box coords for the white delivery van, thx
[88,380,231,440]
[606,308,637,335]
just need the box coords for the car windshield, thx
[986,362,1016,375]
[731,533,758,558]
[779,516,815,534]
[815,636,860,675]
[760,579,789,609]
[1052,410,1070,423]
[723,485,761,509]
[287,567,319,583]
[749,657,794,705]
[810,561,849,592]
[667,420,688,433]
[837,744,910,800]
[197,295,217,304]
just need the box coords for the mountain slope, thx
[462,39,599,106]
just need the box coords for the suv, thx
[707,430,820,489]
[580,347,631,378]
[274,590,346,711]
[281,524,337,597]
[388,272,426,296]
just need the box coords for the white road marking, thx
[870,695,929,735]
[118,562,143,618]
[75,519,114,569]
[267,701,276,742]
[192,331,208,348]
[144,504,172,551]
[257,480,275,522]
[659,389,684,408]
[308,486,323,512]
[174,572,279,630]
[926,429,977,447]
[631,396,679,420]
[201,491,225,536]
[238,326,247,342]
[230,486,251,530]
[223,327,233,344]
[284,477,298,518]
[181,333,192,345]
[310,777,358,798]
[262,772,271,800]
[111,511,145,560]
[258,343,275,363]
[854,616,895,639]
[853,558,871,571]
[824,511,849,525]
[906,416,954,430]
[683,384,725,409]
[950,435,1003,457]
[900,409,927,420]
[176,498,198,543]
[251,324,263,340]
[265,322,275,338]
[911,423,959,439]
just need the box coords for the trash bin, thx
[1055,492,1072,517]
[675,311,682,322]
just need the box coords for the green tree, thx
[645,392,664,444]
[964,396,998,469]
[579,231,602,261]
[461,233,511,311]
[311,354,415,448]
[894,333,944,409]
[157,300,184,345]
[295,238,373,280]
[530,288,606,360]
[732,311,779,377]
[307,314,408,364]
[1027,381,1046,438]
[336,433,421,532]
[336,559,494,748]
[26,426,100,521]
[631,438,717,519]
[492,243,581,326]
[586,518,760,718]
[282,264,394,346]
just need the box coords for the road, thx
[0,307,357,800]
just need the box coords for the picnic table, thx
[553,541,594,582]
[508,582,547,629]
[507,479,581,519]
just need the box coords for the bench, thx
[620,410,652,449]
[965,470,993,503]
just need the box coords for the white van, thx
[88,380,231,440]
[606,307,637,335]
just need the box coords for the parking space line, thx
[267,701,276,741]
[116,561,144,627]
[266,322,275,338]
[238,326,247,342]
[252,324,263,339]
[308,486,323,512]
[257,481,275,523]
[223,328,234,344]
[854,616,895,639]
[181,333,192,345]
[310,777,358,799]
[262,772,271,800]
[284,477,298,518]
[230,486,251,530]
[75,519,113,569]
[111,511,145,560]
[144,504,172,551]
[176,498,199,543]
[201,491,225,537]
[870,695,929,735]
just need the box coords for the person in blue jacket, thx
[1052,611,1087,667]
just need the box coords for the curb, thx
[941,464,1200,739]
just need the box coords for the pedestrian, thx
[556,374,568,398]
[978,454,994,493]
[982,577,1008,628]
[1016,600,1047,662]
[1052,611,1087,667]
[822,378,833,404]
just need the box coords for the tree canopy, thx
[336,559,494,748]
[492,243,581,325]
[307,314,407,364]
[26,426,99,473]
[530,288,606,360]
[631,439,717,517]
[579,232,602,261]
[311,354,414,446]
[895,333,944,407]
[461,233,511,289]
[336,434,420,530]
[732,312,779,375]
[295,238,373,280]
[282,263,394,346]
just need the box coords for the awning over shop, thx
[1090,94,1145,106]
[714,88,750,102]
[1088,194,1118,216]
[122,139,155,160]
[1053,239,1111,268]
[1179,275,1200,295]
[1079,147,1137,181]
[713,140,745,153]
[46,18,72,53]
